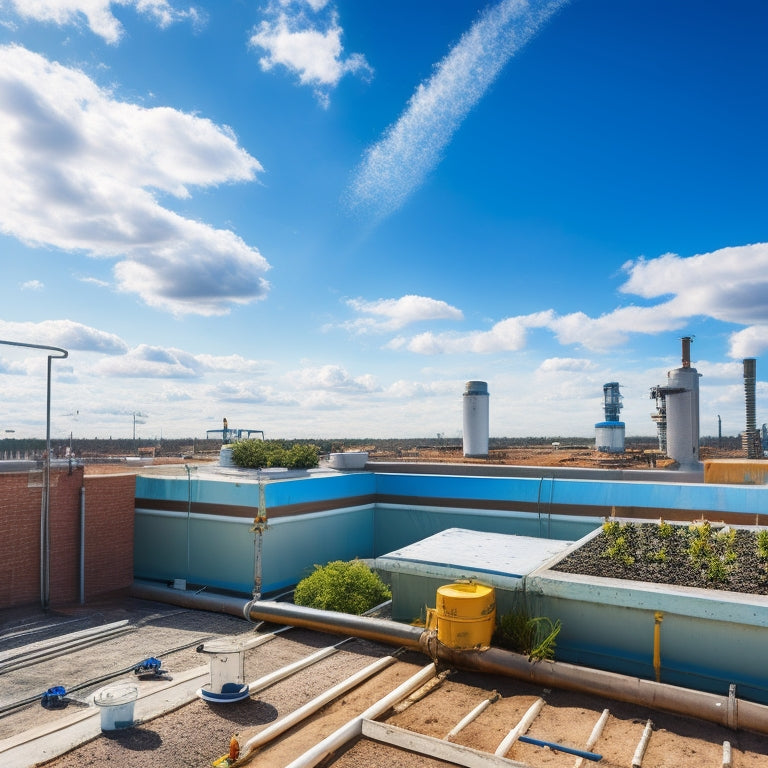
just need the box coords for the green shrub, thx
[294,560,391,615]
[231,440,319,469]
[285,443,321,469]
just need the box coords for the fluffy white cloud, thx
[5,0,200,44]
[346,0,568,220]
[93,345,271,378]
[537,357,598,373]
[0,319,128,353]
[390,311,554,355]
[94,345,201,377]
[548,304,685,351]
[728,326,768,359]
[0,45,269,315]
[621,243,768,326]
[291,363,379,392]
[384,243,768,358]
[344,294,463,333]
[249,3,371,107]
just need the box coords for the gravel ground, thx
[552,522,768,595]
[5,598,768,768]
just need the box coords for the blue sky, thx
[0,0,766,441]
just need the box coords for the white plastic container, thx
[93,683,138,730]
[328,451,368,470]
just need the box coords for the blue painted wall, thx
[134,470,768,594]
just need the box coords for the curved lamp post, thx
[0,339,69,609]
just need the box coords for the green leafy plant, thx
[601,521,637,565]
[687,521,713,565]
[648,547,668,564]
[231,440,319,469]
[657,520,674,539]
[602,534,635,565]
[756,529,768,561]
[706,556,729,583]
[294,560,391,615]
[493,598,561,661]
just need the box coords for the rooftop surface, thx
[3,594,768,768]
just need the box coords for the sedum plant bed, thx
[551,521,768,596]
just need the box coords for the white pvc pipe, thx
[722,740,732,768]
[240,653,399,759]
[445,693,498,741]
[632,718,653,768]
[282,663,437,768]
[495,697,544,757]
[246,643,343,695]
[573,708,609,768]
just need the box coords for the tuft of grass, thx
[493,598,561,661]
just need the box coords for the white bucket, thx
[93,683,138,731]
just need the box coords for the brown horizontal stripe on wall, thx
[135,494,761,527]
[134,494,377,520]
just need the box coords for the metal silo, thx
[654,337,702,470]
[462,380,489,458]
[595,381,625,453]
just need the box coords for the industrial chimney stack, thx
[743,358,761,458]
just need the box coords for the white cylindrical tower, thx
[462,381,489,458]
[664,337,702,470]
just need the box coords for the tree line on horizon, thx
[0,434,743,458]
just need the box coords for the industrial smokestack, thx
[743,358,761,458]
[681,336,692,368]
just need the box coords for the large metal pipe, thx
[245,597,426,650]
[131,583,768,736]
[434,645,767,735]
[132,580,254,618]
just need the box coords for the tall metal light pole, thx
[0,339,68,609]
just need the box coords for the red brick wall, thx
[82,473,136,602]
[0,467,136,609]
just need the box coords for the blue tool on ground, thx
[41,686,68,709]
[133,657,168,678]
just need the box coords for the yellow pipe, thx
[653,611,664,683]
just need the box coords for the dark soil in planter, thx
[551,522,768,595]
